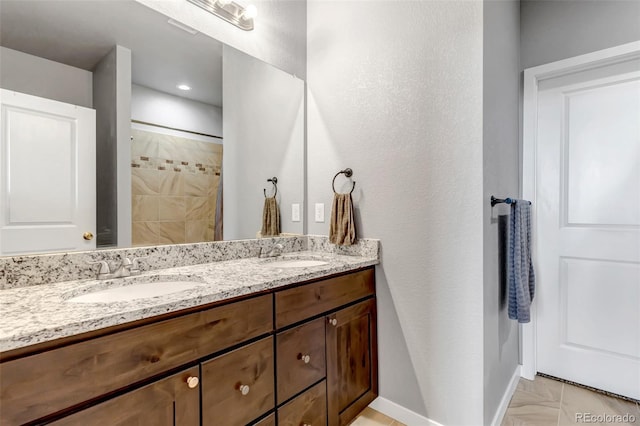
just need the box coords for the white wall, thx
[483,1,521,424]
[521,0,640,69]
[223,46,304,240]
[0,46,93,108]
[131,84,223,138]
[307,1,485,424]
[135,0,306,79]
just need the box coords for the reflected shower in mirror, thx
[0,0,304,256]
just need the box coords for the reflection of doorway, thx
[131,126,223,246]
[0,89,96,255]
[523,42,640,400]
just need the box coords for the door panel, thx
[51,366,200,426]
[536,61,640,399]
[562,258,639,359]
[564,80,640,226]
[0,89,95,255]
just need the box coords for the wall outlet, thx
[291,203,300,222]
[315,203,325,222]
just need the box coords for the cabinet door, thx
[326,298,378,426]
[51,366,199,426]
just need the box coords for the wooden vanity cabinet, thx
[274,267,377,426]
[0,294,273,425]
[0,267,376,426]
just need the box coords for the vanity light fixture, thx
[186,0,256,31]
[177,84,192,91]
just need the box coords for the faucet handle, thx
[131,256,147,271]
[87,260,110,275]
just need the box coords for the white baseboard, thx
[490,366,521,426]
[368,397,443,426]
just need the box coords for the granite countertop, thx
[0,251,378,353]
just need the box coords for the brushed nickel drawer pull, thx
[298,353,311,364]
[186,376,199,389]
[239,384,250,396]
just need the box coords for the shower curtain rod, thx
[131,119,223,140]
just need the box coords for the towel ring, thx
[264,177,278,198]
[332,168,356,194]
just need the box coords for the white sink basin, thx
[263,259,329,268]
[67,280,203,303]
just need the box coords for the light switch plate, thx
[315,203,325,222]
[292,204,300,222]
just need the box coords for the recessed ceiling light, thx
[177,84,192,91]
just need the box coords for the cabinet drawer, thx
[278,380,327,426]
[201,337,275,426]
[276,318,326,403]
[0,295,272,425]
[275,268,374,328]
[51,366,200,426]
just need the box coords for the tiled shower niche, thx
[131,128,223,246]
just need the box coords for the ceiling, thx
[0,0,223,107]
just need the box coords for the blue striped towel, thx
[508,200,535,323]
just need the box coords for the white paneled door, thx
[535,58,640,399]
[0,89,96,255]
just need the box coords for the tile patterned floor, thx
[351,376,639,426]
[502,375,640,426]
[349,407,406,426]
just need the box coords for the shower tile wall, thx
[131,128,222,246]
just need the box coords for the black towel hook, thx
[332,168,356,194]
[264,177,278,198]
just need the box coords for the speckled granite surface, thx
[0,237,379,353]
[0,236,307,290]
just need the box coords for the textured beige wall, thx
[130,129,222,246]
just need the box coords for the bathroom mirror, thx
[0,0,304,256]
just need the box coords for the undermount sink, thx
[66,277,204,303]
[261,259,329,268]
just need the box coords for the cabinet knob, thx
[239,384,250,396]
[302,423,312,426]
[299,353,311,364]
[83,232,94,241]
[329,318,337,326]
[186,376,199,389]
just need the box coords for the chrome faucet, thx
[112,258,133,278]
[88,257,146,280]
[260,243,284,258]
